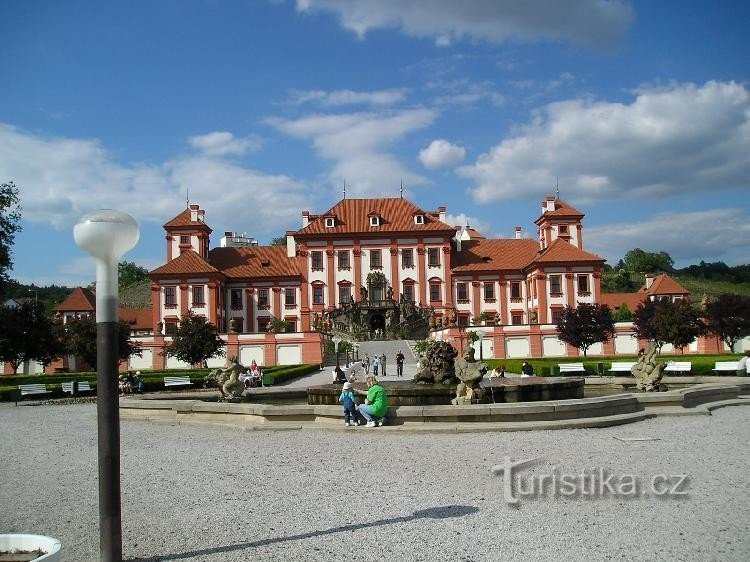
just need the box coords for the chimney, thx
[302,211,310,228]
[645,274,655,289]
[286,231,296,258]
[515,226,522,239]
[438,206,446,223]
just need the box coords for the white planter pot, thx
[0,534,61,561]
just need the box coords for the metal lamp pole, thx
[476,329,485,362]
[332,335,341,369]
[74,210,140,562]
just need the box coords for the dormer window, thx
[369,216,380,227]
[325,217,335,228]
[414,214,424,225]
[559,225,568,234]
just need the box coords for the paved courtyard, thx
[1,401,749,561]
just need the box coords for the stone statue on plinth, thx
[413,340,458,384]
[452,346,488,405]
[630,342,667,392]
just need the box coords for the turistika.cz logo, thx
[490,457,690,505]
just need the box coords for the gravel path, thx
[1,402,749,561]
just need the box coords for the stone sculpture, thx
[205,356,247,400]
[413,340,458,384]
[630,342,667,392]
[452,346,488,405]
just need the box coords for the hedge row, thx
[262,364,320,386]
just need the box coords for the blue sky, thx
[1,0,748,287]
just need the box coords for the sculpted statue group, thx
[205,356,246,401]
[630,342,668,392]
[412,341,488,404]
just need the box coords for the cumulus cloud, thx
[268,108,436,195]
[586,209,750,267]
[419,139,466,169]
[295,0,634,48]
[0,124,310,233]
[459,81,750,204]
[188,131,262,156]
[286,88,409,107]
[444,212,489,234]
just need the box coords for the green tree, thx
[63,316,142,369]
[0,181,22,298]
[269,236,287,246]
[704,293,750,351]
[165,311,225,367]
[613,303,633,322]
[0,301,65,373]
[118,260,150,288]
[633,298,705,352]
[555,303,616,357]
[622,248,674,273]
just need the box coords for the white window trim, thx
[414,215,424,224]
[369,216,380,227]
[325,217,335,228]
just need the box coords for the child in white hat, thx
[338,381,358,426]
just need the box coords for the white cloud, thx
[459,81,750,204]
[268,108,436,195]
[188,131,262,156]
[295,0,634,48]
[0,124,311,235]
[444,212,489,233]
[586,209,750,267]
[419,139,466,169]
[286,88,409,107]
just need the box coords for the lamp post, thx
[74,209,139,562]
[332,335,342,369]
[475,329,485,362]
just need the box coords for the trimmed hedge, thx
[262,364,320,386]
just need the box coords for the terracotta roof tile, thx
[296,198,454,236]
[534,198,585,223]
[54,287,96,312]
[208,245,299,279]
[639,274,690,296]
[163,208,212,232]
[119,307,152,330]
[600,292,645,312]
[150,250,222,276]
[531,239,605,265]
[452,239,540,272]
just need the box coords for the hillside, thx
[602,272,750,298]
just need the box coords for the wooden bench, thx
[17,384,50,403]
[664,361,692,374]
[714,361,739,374]
[558,363,585,374]
[61,381,93,394]
[610,362,636,374]
[164,376,192,388]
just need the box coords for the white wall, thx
[506,337,530,358]
[542,336,566,357]
[277,344,302,365]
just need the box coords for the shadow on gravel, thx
[127,505,479,561]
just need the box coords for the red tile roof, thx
[208,245,299,279]
[530,238,605,266]
[150,250,222,276]
[119,307,152,330]
[600,292,645,313]
[54,287,96,312]
[163,208,212,232]
[534,198,584,223]
[452,239,540,272]
[639,274,690,296]
[296,198,454,236]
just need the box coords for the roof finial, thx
[400,179,404,199]
[343,178,346,200]
[555,176,560,200]
[186,187,190,209]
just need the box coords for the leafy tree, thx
[0,181,22,298]
[63,316,142,369]
[622,248,674,273]
[601,269,637,292]
[613,303,633,322]
[633,298,705,352]
[165,311,225,367]
[704,293,750,351]
[555,303,616,357]
[269,236,287,246]
[118,260,150,288]
[0,301,65,373]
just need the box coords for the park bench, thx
[164,376,192,389]
[664,361,692,375]
[714,361,739,374]
[17,384,51,404]
[61,381,93,394]
[610,362,636,374]
[558,363,586,374]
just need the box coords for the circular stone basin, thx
[307,376,584,406]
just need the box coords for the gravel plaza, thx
[1,401,749,562]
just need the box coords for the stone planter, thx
[0,534,61,561]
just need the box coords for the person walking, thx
[362,353,370,375]
[380,353,387,377]
[371,354,380,377]
[396,350,405,377]
[338,382,358,426]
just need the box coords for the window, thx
[427,248,440,267]
[414,214,424,224]
[369,216,380,226]
[549,275,562,295]
[325,217,335,228]
[258,289,269,308]
[484,283,495,301]
[165,321,178,336]
[165,287,177,306]
[311,251,323,270]
[577,275,589,293]
[284,319,296,333]
[402,283,414,303]
[552,309,563,324]
[313,285,324,305]
[192,286,204,305]
[338,250,350,269]
[232,318,244,333]
[402,248,414,268]
[257,317,270,332]
[370,249,382,268]
[339,286,351,304]
[285,289,296,306]
[179,235,190,244]
[559,225,568,234]
[430,283,441,302]
[372,285,384,301]
[511,313,523,325]
[230,289,242,310]
[457,282,468,301]
[458,315,469,327]
[510,282,522,299]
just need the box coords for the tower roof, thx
[534,197,585,225]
